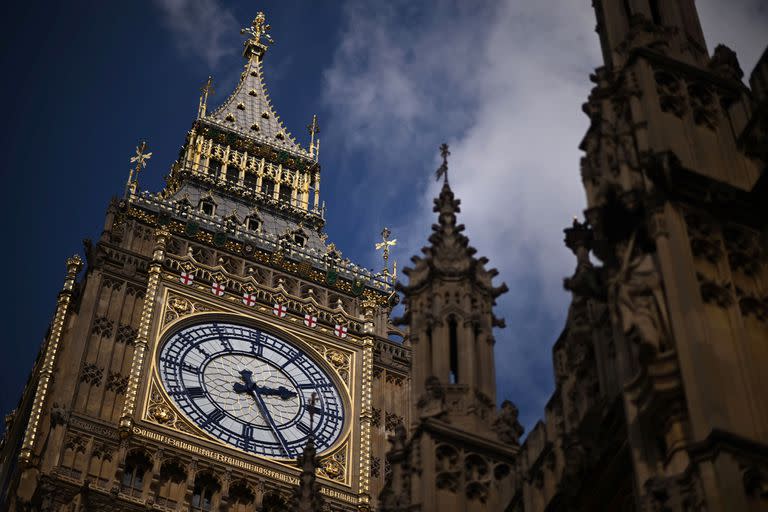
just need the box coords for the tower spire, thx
[197,76,214,119]
[434,142,450,185]
[125,141,152,197]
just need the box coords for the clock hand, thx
[233,370,290,455]
[254,385,297,400]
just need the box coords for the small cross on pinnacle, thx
[126,141,152,197]
[198,76,215,118]
[307,115,320,159]
[375,227,397,282]
[435,143,450,184]
[241,12,274,47]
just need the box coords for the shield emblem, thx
[185,221,199,237]
[325,268,338,286]
[351,278,365,296]
[213,231,227,247]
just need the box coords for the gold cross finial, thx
[198,76,215,118]
[241,12,274,48]
[126,141,152,197]
[375,227,398,282]
[307,114,321,159]
[435,143,450,184]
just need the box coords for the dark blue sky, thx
[1,1,764,434]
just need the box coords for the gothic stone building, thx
[380,1,768,511]
[0,13,408,512]
[2,1,768,512]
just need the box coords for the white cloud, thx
[323,0,767,432]
[324,0,600,429]
[153,0,239,69]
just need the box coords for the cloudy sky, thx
[0,1,765,432]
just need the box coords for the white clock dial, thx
[158,321,345,459]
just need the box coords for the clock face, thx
[158,321,346,459]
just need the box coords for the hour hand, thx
[255,385,297,400]
[233,369,255,394]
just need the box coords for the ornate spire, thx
[398,143,507,311]
[201,11,310,159]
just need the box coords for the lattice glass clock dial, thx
[158,321,346,459]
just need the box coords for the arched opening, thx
[649,0,662,25]
[261,178,275,199]
[228,480,255,512]
[448,316,459,384]
[121,450,151,498]
[261,492,288,511]
[156,460,187,508]
[191,472,221,511]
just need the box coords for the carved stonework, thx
[145,380,196,434]
[317,447,346,482]
[611,235,671,358]
[697,272,734,308]
[416,376,447,420]
[493,401,524,446]
[162,292,214,327]
[308,342,351,387]
[80,363,104,386]
[686,212,723,263]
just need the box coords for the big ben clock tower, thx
[0,12,409,512]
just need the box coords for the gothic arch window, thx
[207,158,222,179]
[225,165,239,185]
[649,0,663,25]
[261,178,275,199]
[448,316,459,384]
[228,481,255,512]
[278,183,292,204]
[245,215,262,232]
[176,197,192,212]
[122,450,151,498]
[199,199,216,216]
[243,171,258,190]
[156,460,187,508]
[261,492,288,511]
[191,472,220,512]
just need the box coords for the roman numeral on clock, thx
[187,387,205,398]
[201,409,225,427]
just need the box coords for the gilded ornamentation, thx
[308,343,351,387]
[163,293,214,327]
[318,449,346,482]
[145,380,197,434]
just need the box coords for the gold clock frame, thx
[138,283,362,487]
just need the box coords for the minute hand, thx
[247,387,290,455]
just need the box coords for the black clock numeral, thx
[242,424,254,451]
[200,409,225,427]
[296,421,313,436]
[250,342,262,356]
[220,337,234,351]
[187,387,205,398]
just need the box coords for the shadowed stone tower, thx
[0,11,409,512]
[509,1,768,510]
[379,152,522,511]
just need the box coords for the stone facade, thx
[381,1,767,511]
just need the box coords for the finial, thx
[241,12,274,58]
[125,141,152,197]
[307,115,320,159]
[435,143,450,184]
[198,76,215,118]
[375,227,398,283]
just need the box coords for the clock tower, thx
[0,12,409,512]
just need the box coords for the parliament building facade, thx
[1,1,767,511]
